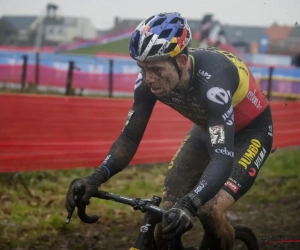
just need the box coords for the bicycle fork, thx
[129,196,162,250]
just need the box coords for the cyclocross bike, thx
[66,183,259,250]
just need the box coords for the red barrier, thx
[0,94,299,172]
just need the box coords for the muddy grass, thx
[1,148,300,250]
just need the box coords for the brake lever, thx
[76,203,99,224]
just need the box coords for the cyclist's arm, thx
[99,73,157,178]
[189,66,239,207]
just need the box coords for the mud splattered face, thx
[137,60,180,97]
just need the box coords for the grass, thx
[66,38,201,55]
[0,147,299,249]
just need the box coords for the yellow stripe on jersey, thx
[214,49,250,107]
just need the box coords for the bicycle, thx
[66,183,259,250]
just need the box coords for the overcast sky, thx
[1,0,299,29]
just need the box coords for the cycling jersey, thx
[100,47,271,207]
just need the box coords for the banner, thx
[0,94,299,172]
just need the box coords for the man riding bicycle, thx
[66,12,273,250]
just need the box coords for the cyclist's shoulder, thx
[189,47,231,58]
[189,47,244,67]
[189,47,239,82]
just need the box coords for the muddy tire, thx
[198,224,259,250]
[234,224,259,250]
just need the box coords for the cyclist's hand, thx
[65,177,98,221]
[65,167,109,223]
[161,207,193,239]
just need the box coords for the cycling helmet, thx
[129,12,192,62]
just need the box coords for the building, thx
[0,11,98,46]
[33,16,98,45]
[265,24,293,55]
[0,15,37,45]
[222,25,267,53]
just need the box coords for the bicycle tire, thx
[234,225,259,250]
[198,224,259,250]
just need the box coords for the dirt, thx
[1,195,299,250]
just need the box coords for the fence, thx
[1,51,300,100]
[0,93,299,173]
[0,51,139,97]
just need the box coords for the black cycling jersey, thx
[99,47,270,207]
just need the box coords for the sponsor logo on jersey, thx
[238,139,261,169]
[254,147,267,169]
[249,167,257,177]
[268,125,273,137]
[194,180,208,194]
[206,87,230,105]
[102,154,111,165]
[222,105,234,125]
[209,125,225,145]
[215,147,234,157]
[197,69,212,80]
[224,180,239,193]
[247,89,263,110]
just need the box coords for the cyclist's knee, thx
[198,205,234,250]
[197,203,224,226]
[197,190,235,226]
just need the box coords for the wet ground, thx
[2,194,299,250]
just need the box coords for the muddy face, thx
[137,60,180,97]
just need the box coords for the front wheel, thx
[234,225,259,250]
[198,224,259,250]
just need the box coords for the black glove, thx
[65,167,109,222]
[161,195,198,239]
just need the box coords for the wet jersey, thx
[156,47,268,132]
[100,47,270,208]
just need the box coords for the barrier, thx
[0,94,299,172]
[1,51,300,99]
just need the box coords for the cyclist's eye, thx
[153,69,162,77]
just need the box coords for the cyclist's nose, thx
[144,71,155,86]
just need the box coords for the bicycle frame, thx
[73,189,188,250]
[130,209,187,250]
[68,185,258,250]
[129,198,161,250]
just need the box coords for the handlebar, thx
[66,183,167,224]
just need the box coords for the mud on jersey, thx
[154,47,269,132]
[98,47,270,210]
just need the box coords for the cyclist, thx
[65,12,273,249]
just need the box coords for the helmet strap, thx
[170,57,182,80]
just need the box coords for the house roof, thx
[222,25,267,44]
[265,24,292,40]
[2,15,37,30]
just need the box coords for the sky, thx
[0,0,299,30]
